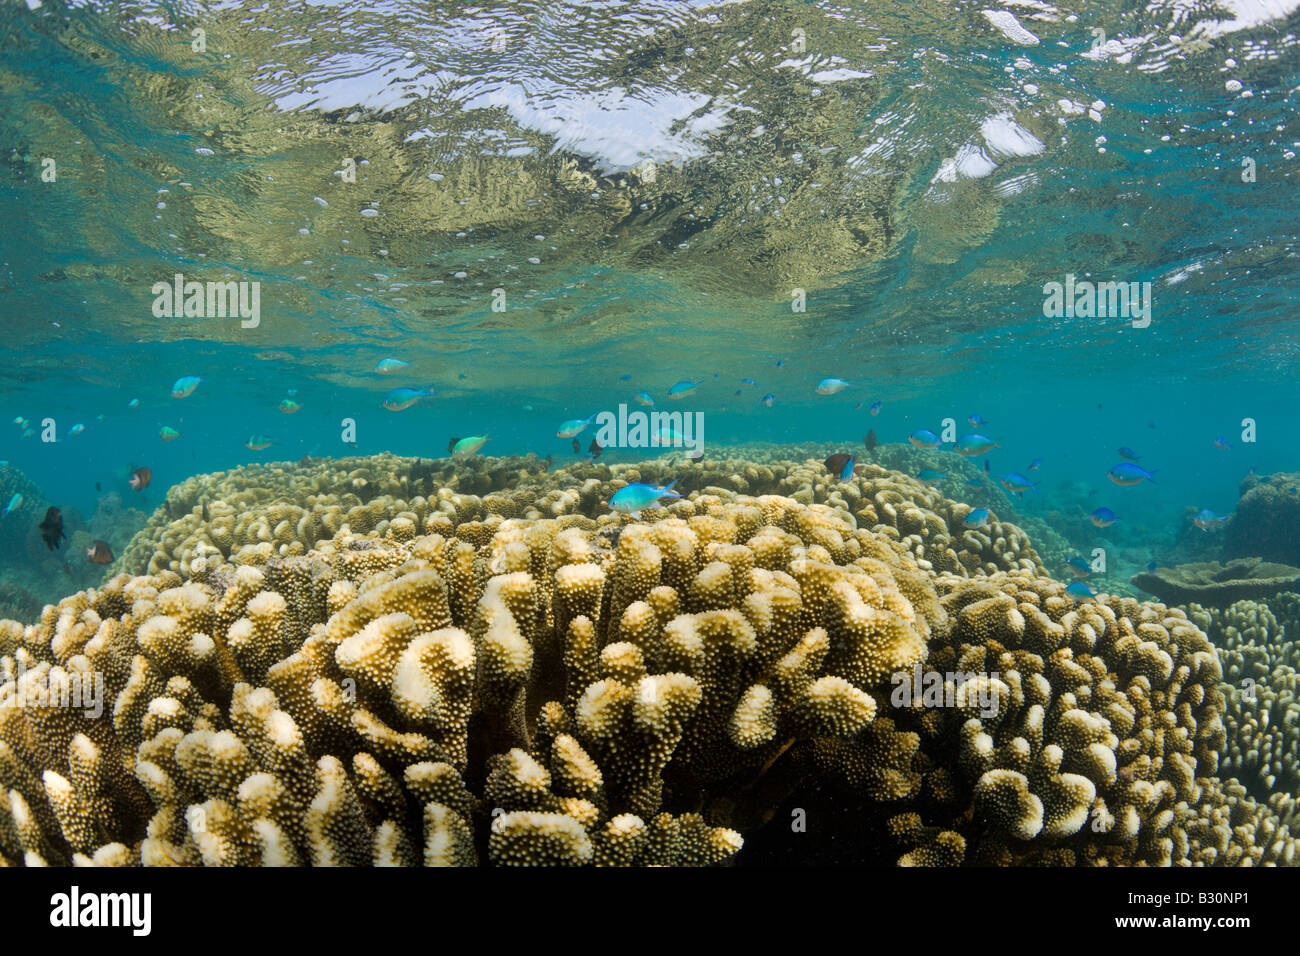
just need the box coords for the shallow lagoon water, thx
[1,0,1299,872]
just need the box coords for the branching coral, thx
[1187,600,1300,798]
[113,453,1048,592]
[4,458,1296,868]
[1,488,936,867]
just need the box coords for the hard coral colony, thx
[0,452,1295,868]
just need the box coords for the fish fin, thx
[662,478,680,494]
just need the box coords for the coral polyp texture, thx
[0,455,1295,867]
[1186,600,1300,799]
[109,452,1047,586]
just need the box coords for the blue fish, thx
[1213,436,1230,450]
[909,429,942,450]
[760,393,774,407]
[869,401,882,416]
[171,375,202,398]
[994,473,1039,494]
[1090,507,1118,527]
[633,391,655,407]
[968,414,986,426]
[1108,462,1157,486]
[382,386,435,411]
[557,414,598,438]
[1065,557,1091,578]
[740,378,756,386]
[1027,458,1044,471]
[815,378,852,395]
[1193,509,1228,531]
[963,509,990,529]
[668,381,700,399]
[618,374,632,381]
[917,469,946,482]
[776,359,784,367]
[954,434,998,456]
[610,479,682,518]
[2,493,20,517]
[824,454,855,481]
[1066,582,1098,601]
[965,479,983,488]
[1117,447,1141,461]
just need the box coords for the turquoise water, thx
[6,0,1300,875]
[1,0,1298,571]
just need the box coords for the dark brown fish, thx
[94,482,101,492]
[572,438,580,454]
[542,455,553,473]
[86,540,114,564]
[129,466,151,490]
[824,453,854,478]
[38,507,65,551]
[588,438,602,460]
[863,430,878,451]
[202,502,210,522]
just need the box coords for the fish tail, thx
[662,478,680,494]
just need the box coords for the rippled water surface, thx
[1,0,1299,536]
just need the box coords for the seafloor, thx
[1,450,1297,866]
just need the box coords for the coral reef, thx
[1186,600,1300,798]
[114,453,1048,586]
[2,456,1295,867]
[885,572,1292,865]
[0,488,940,866]
[1132,558,1300,606]
[1166,506,1228,565]
[0,579,42,625]
[1223,472,1300,567]
[1,466,148,621]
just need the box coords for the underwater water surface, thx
[2,0,1300,873]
